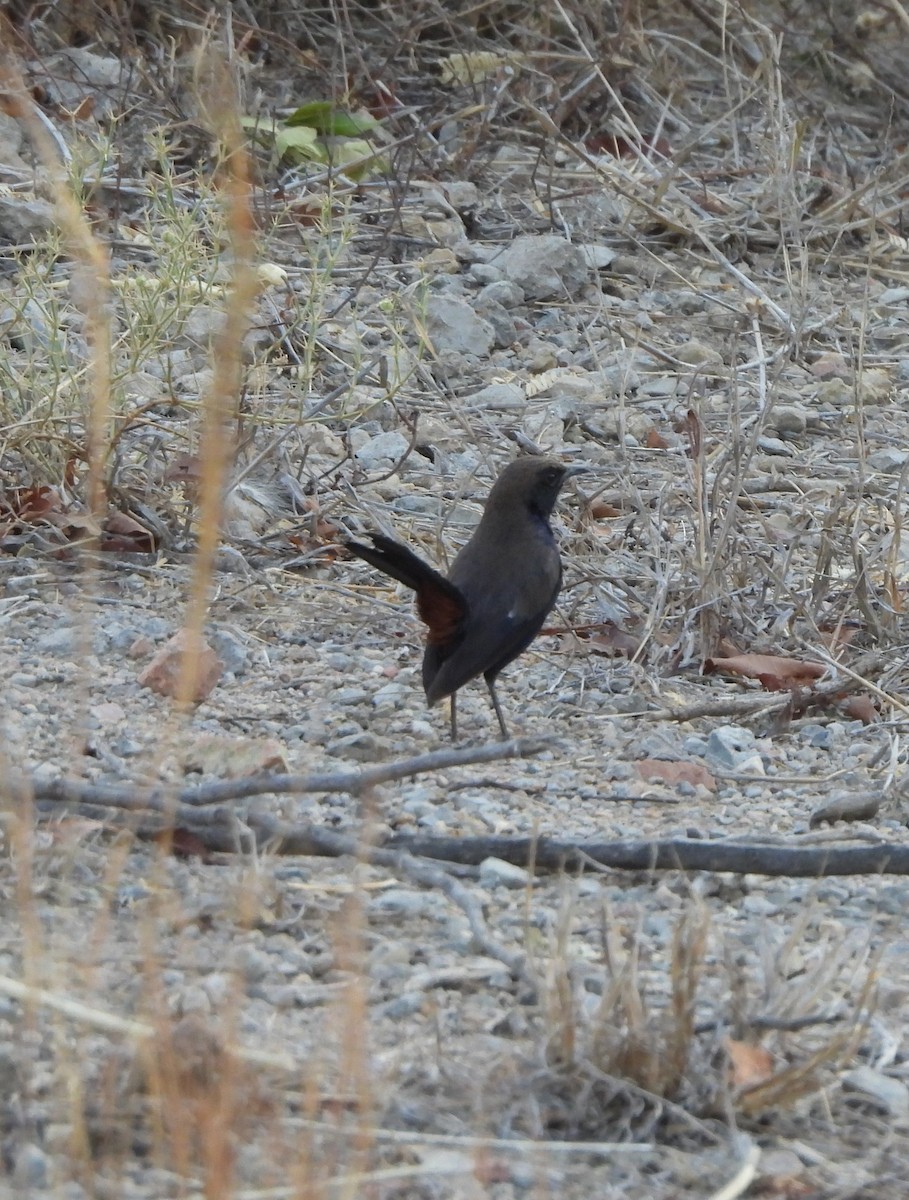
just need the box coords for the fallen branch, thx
[57,799,909,879]
[383,832,909,877]
[28,737,552,810]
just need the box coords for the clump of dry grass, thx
[512,887,875,1144]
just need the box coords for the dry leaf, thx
[586,132,671,159]
[438,51,522,85]
[675,408,702,458]
[836,694,879,723]
[726,1037,774,1091]
[102,510,156,553]
[587,499,623,519]
[644,426,669,449]
[585,622,644,658]
[159,828,213,862]
[704,653,825,690]
[635,759,717,792]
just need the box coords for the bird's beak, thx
[563,463,591,478]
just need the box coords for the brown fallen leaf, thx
[587,499,624,519]
[585,621,643,658]
[818,622,861,650]
[635,759,717,792]
[675,408,702,458]
[159,828,213,862]
[585,132,671,159]
[726,1037,774,1091]
[56,510,103,540]
[837,694,879,723]
[644,426,669,449]
[704,653,825,690]
[102,510,156,553]
[137,630,223,703]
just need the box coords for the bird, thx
[346,457,586,740]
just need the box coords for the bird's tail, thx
[346,534,465,644]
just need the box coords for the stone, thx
[354,430,411,470]
[424,294,494,355]
[479,857,534,889]
[0,195,56,243]
[494,234,589,300]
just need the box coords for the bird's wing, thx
[467,570,561,673]
[424,567,561,702]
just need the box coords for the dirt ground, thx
[4,3,909,1197]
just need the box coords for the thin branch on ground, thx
[26,738,552,810]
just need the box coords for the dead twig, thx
[27,737,552,810]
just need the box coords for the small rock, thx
[869,448,909,473]
[578,244,617,269]
[372,681,408,710]
[770,405,808,435]
[230,945,272,984]
[209,627,249,675]
[494,234,589,300]
[37,626,75,655]
[325,731,390,760]
[128,634,155,658]
[878,286,909,305]
[182,303,226,347]
[354,430,411,471]
[90,701,126,724]
[809,352,851,379]
[0,195,56,243]
[474,297,518,347]
[424,294,494,355]
[137,630,223,702]
[843,1066,909,1117]
[753,1148,806,1188]
[800,723,834,749]
[420,248,460,274]
[378,991,427,1019]
[368,888,445,917]
[704,725,764,773]
[12,1142,50,1189]
[468,263,506,286]
[174,985,214,1015]
[756,435,795,456]
[464,382,525,409]
[441,180,479,210]
[0,111,27,169]
[675,339,724,367]
[479,857,533,889]
[477,280,525,308]
[815,377,852,405]
[859,368,894,402]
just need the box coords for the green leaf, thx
[240,115,279,147]
[326,139,385,181]
[285,101,378,137]
[274,124,327,164]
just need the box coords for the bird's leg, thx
[486,678,509,739]
[449,692,458,742]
